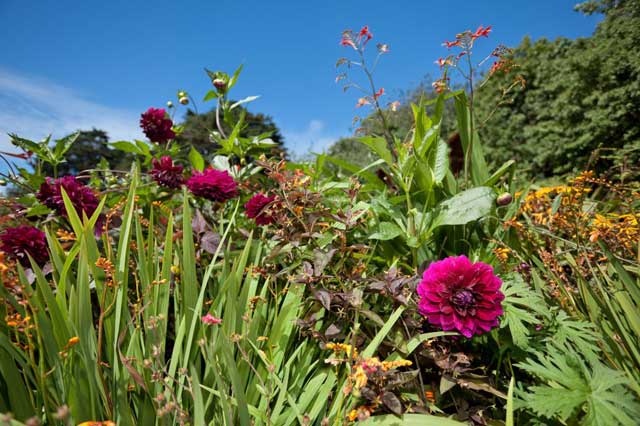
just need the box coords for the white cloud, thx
[283,119,339,157]
[0,68,143,152]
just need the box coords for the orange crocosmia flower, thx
[78,422,115,426]
[356,97,370,108]
[373,88,384,100]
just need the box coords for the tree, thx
[474,0,640,178]
[176,106,286,159]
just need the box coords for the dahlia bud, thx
[179,96,189,105]
[496,192,513,206]
[166,101,174,108]
[213,78,227,91]
[178,91,186,98]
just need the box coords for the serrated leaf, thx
[500,273,549,348]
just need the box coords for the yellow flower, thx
[352,365,368,389]
[493,247,511,263]
[381,359,412,371]
[325,342,358,358]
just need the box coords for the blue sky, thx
[0,1,601,157]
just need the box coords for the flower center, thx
[451,289,475,309]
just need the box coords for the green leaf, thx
[500,273,549,348]
[228,64,244,89]
[432,138,449,185]
[359,136,393,164]
[433,187,495,227]
[111,141,143,155]
[203,89,220,101]
[189,146,205,171]
[369,222,402,241]
[230,95,260,110]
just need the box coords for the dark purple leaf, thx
[381,391,404,416]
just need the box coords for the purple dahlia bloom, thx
[417,255,504,338]
[37,176,101,221]
[245,193,277,225]
[140,108,175,144]
[186,168,238,202]
[0,225,49,267]
[150,156,184,189]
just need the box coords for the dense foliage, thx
[474,0,640,178]
[0,20,638,426]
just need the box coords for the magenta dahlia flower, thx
[417,255,504,338]
[150,156,184,189]
[37,176,101,220]
[245,193,276,225]
[0,225,49,267]
[140,108,175,143]
[186,168,238,202]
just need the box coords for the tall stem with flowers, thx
[337,26,398,162]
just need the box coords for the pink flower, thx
[357,26,373,45]
[417,255,504,338]
[150,156,184,189]
[472,25,492,40]
[0,225,49,267]
[356,97,370,108]
[201,313,222,325]
[245,193,277,225]
[186,167,239,202]
[435,57,453,68]
[140,108,175,144]
[340,35,357,49]
[442,40,461,49]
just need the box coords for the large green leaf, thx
[433,187,495,227]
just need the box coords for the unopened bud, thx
[213,79,227,91]
[178,91,186,98]
[179,96,189,105]
[496,192,513,206]
[166,101,174,108]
